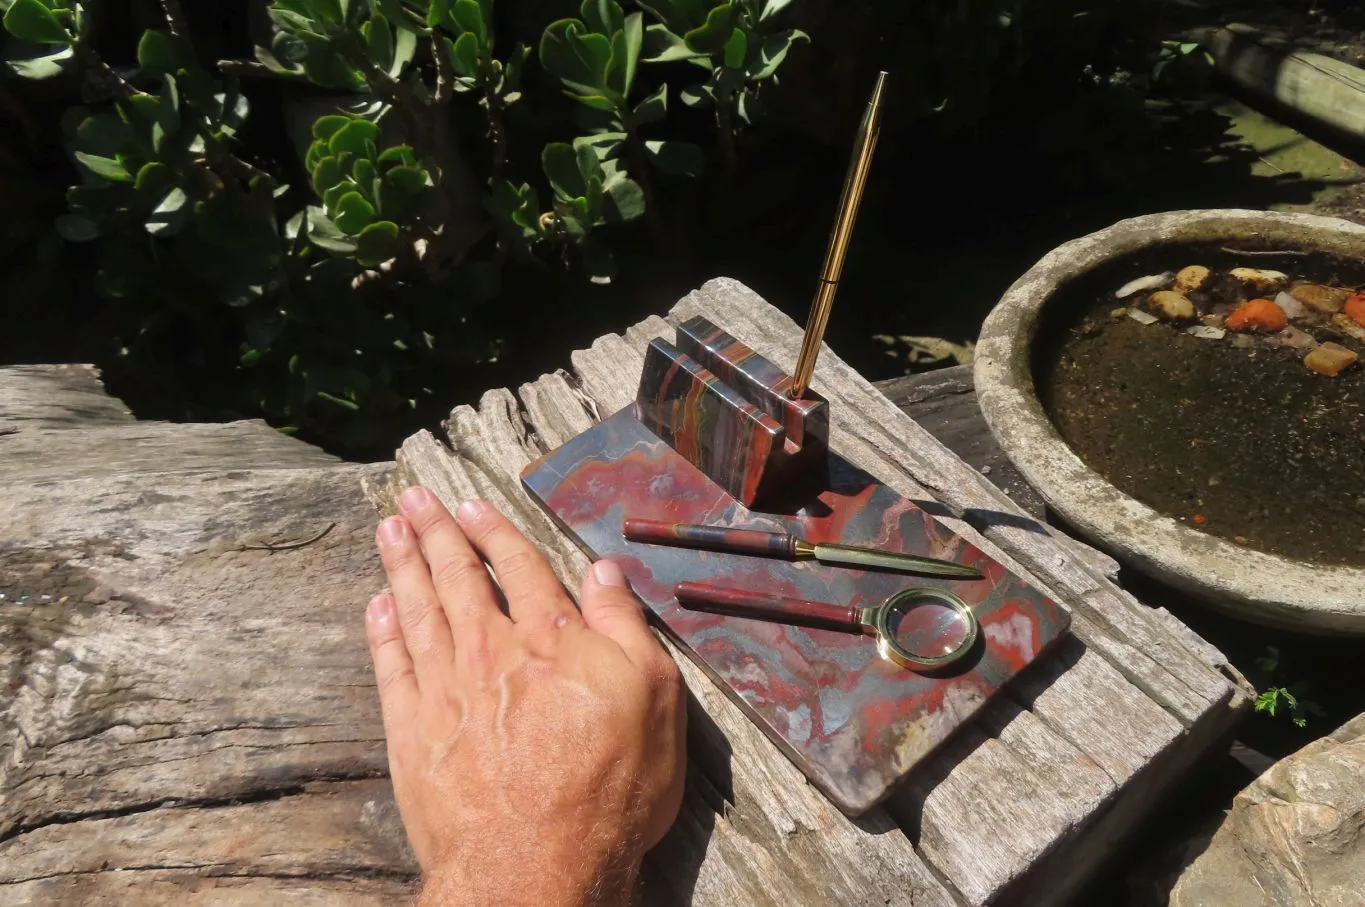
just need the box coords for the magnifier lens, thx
[886,592,972,659]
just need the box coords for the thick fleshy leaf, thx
[542,142,585,202]
[581,0,624,37]
[332,191,376,234]
[3,0,71,46]
[446,32,478,77]
[541,19,608,95]
[311,156,345,194]
[355,220,400,266]
[679,83,711,107]
[74,151,132,182]
[450,0,486,43]
[3,43,75,79]
[55,214,100,242]
[377,144,417,167]
[760,0,794,21]
[645,139,704,176]
[427,0,452,27]
[683,4,736,54]
[641,23,701,62]
[385,164,428,194]
[722,26,746,69]
[307,0,344,24]
[152,74,181,154]
[305,207,358,253]
[603,172,644,221]
[390,24,417,76]
[313,114,351,139]
[328,118,381,155]
[323,180,355,212]
[748,28,806,80]
[136,29,188,74]
[632,83,666,124]
[352,158,377,192]
[133,161,174,194]
[146,187,191,236]
[363,14,394,70]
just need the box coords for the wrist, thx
[418,835,641,907]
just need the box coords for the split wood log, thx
[367,279,1252,906]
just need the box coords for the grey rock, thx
[1170,714,1365,907]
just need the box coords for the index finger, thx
[397,486,509,637]
[454,501,582,632]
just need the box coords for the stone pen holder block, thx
[634,316,829,507]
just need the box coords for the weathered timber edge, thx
[365,278,1252,906]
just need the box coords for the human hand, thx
[367,486,686,906]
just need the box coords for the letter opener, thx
[623,518,983,580]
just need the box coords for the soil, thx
[1037,243,1365,567]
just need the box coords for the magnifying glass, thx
[674,582,980,672]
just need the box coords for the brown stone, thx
[1174,265,1211,294]
[1148,291,1196,322]
[1290,283,1351,314]
[1304,342,1359,376]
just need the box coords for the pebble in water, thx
[1273,291,1308,319]
[1226,299,1287,333]
[1345,293,1365,328]
[1230,267,1289,292]
[1333,313,1365,344]
[1115,272,1174,299]
[1174,265,1211,294]
[1147,291,1196,322]
[1186,325,1227,340]
[1304,342,1359,376]
[1289,284,1351,314]
[1126,308,1159,325]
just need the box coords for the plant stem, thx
[157,0,191,40]
[433,35,454,105]
[716,99,738,172]
[623,117,663,243]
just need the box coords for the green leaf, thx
[133,161,173,193]
[311,155,345,195]
[451,0,486,43]
[317,391,361,410]
[603,173,644,221]
[581,0,624,37]
[136,29,187,74]
[390,24,417,76]
[312,114,351,140]
[748,28,806,80]
[760,0,793,21]
[364,14,394,70]
[74,151,132,182]
[323,180,355,212]
[722,26,746,69]
[3,0,71,46]
[146,187,190,236]
[55,214,100,242]
[3,43,74,79]
[304,206,357,253]
[683,4,736,54]
[328,118,381,155]
[679,83,710,107]
[333,191,376,234]
[645,139,704,176]
[540,19,611,97]
[543,142,586,202]
[352,157,377,191]
[604,11,642,97]
[355,220,400,266]
[152,73,181,154]
[633,83,666,124]
[307,0,344,24]
[377,144,417,167]
[427,0,452,27]
[385,164,429,194]
[641,22,701,62]
[446,32,479,77]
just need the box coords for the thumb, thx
[579,559,661,668]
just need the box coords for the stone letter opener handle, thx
[623,519,984,580]
[675,582,981,672]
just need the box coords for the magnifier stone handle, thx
[625,520,798,558]
[674,582,862,634]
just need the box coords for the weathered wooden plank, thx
[368,373,957,907]
[1,780,418,904]
[1,421,339,483]
[0,364,132,429]
[1,464,403,901]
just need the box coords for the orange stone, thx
[1346,293,1365,328]
[1304,342,1359,377]
[1289,284,1351,314]
[1226,298,1287,333]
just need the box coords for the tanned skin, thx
[367,486,687,906]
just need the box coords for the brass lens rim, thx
[872,588,979,671]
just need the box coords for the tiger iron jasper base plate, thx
[521,408,1071,815]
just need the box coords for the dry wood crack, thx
[237,522,337,552]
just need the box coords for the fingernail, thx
[456,500,486,523]
[592,559,627,587]
[399,486,433,514]
[377,516,407,546]
[368,594,395,624]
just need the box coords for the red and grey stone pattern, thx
[521,407,1071,815]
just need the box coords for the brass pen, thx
[623,518,984,581]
